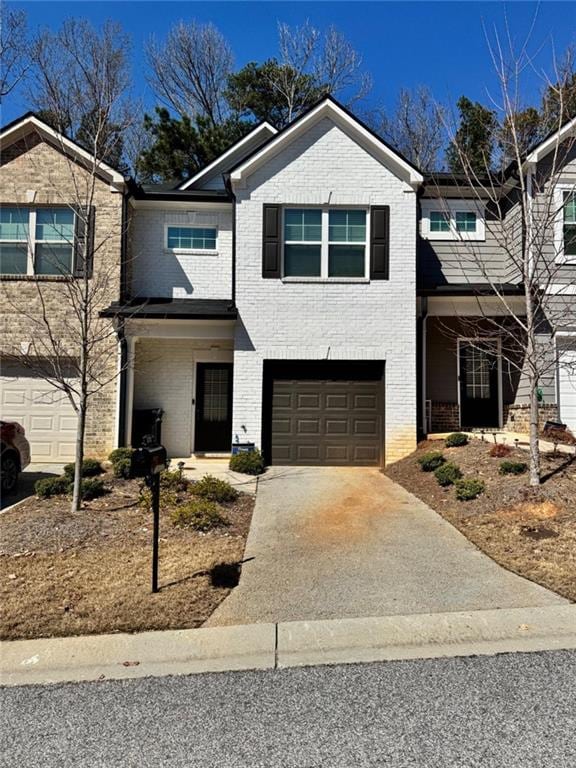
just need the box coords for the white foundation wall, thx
[232,116,418,465]
[133,338,233,457]
[130,207,233,300]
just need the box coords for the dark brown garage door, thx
[271,378,383,466]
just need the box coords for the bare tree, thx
[0,6,29,99]
[146,21,233,124]
[273,21,371,122]
[376,87,445,171]
[3,20,133,511]
[437,29,576,486]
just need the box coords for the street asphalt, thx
[2,650,575,767]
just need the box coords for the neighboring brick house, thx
[0,114,126,461]
[2,98,575,467]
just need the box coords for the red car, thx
[1,421,31,494]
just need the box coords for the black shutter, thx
[73,205,95,278]
[262,204,281,278]
[370,205,390,280]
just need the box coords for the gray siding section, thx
[418,197,520,288]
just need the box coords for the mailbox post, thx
[130,445,168,594]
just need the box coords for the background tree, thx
[0,6,29,99]
[374,86,445,172]
[137,107,251,183]
[440,36,576,487]
[225,59,322,128]
[5,19,134,511]
[498,106,541,168]
[145,21,233,124]
[446,96,498,173]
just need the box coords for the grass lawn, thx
[386,437,576,603]
[0,472,254,641]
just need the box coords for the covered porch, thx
[103,299,237,458]
[419,292,555,434]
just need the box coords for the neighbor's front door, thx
[194,363,233,452]
[459,342,499,428]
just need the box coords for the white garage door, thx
[559,348,576,434]
[0,367,78,462]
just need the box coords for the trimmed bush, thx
[229,449,265,476]
[35,476,70,499]
[455,478,486,501]
[192,474,239,503]
[499,460,528,476]
[434,462,462,487]
[108,448,134,479]
[170,499,228,531]
[63,458,103,479]
[80,478,107,500]
[445,432,469,448]
[417,451,446,472]
[489,443,512,458]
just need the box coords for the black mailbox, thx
[130,445,168,478]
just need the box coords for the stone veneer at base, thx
[503,404,559,433]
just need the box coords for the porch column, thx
[125,336,137,446]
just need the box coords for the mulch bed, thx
[386,438,576,603]
[0,473,254,641]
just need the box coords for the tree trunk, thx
[71,402,86,512]
[528,373,541,487]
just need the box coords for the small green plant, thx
[229,449,265,475]
[445,432,469,448]
[455,478,486,501]
[80,478,107,500]
[489,443,512,458]
[434,462,462,487]
[170,499,228,531]
[160,469,189,492]
[63,458,103,479]
[499,460,528,476]
[35,476,70,498]
[417,451,446,472]
[108,448,134,478]
[192,474,239,503]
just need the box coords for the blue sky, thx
[4,1,576,125]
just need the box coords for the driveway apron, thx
[206,467,567,626]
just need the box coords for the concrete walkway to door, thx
[206,467,567,626]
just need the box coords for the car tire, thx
[1,453,19,495]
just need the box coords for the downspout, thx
[421,297,428,435]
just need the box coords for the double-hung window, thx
[0,206,75,276]
[166,226,217,251]
[283,208,367,278]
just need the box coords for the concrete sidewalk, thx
[2,605,575,687]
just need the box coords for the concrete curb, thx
[1,605,575,687]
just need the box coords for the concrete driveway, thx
[207,467,567,626]
[1,465,62,511]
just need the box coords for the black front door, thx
[194,363,233,452]
[459,342,499,428]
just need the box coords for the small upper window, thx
[0,206,75,276]
[455,211,477,233]
[563,192,576,258]
[430,211,450,233]
[421,201,484,241]
[167,226,217,251]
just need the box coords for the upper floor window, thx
[563,192,576,258]
[0,206,75,276]
[283,208,367,278]
[421,200,485,241]
[166,226,217,251]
